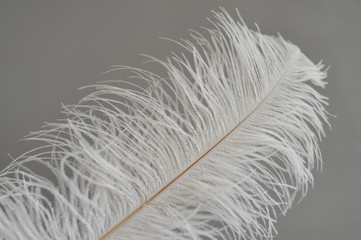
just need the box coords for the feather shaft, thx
[101,52,299,239]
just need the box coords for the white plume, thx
[0,8,329,240]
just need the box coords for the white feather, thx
[0,8,329,240]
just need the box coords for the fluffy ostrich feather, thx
[0,8,329,240]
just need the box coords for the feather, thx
[0,8,329,240]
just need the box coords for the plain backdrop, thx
[0,1,360,239]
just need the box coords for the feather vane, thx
[0,9,329,240]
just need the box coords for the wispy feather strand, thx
[0,8,329,240]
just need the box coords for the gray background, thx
[0,1,360,239]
